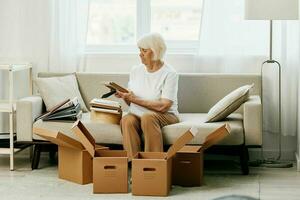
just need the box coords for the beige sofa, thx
[16,73,262,174]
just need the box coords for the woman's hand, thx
[116,90,172,113]
[114,91,122,98]
[115,91,136,105]
[116,91,135,101]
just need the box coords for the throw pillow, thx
[34,74,88,112]
[206,84,254,122]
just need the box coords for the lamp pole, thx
[259,20,292,168]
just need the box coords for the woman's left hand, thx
[116,91,136,103]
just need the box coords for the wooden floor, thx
[0,153,299,200]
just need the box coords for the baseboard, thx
[295,152,300,171]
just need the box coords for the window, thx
[86,0,136,45]
[86,0,203,53]
[151,0,202,41]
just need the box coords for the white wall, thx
[0,0,50,133]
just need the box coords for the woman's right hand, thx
[116,90,135,102]
[115,90,133,106]
[115,91,122,98]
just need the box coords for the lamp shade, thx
[245,0,299,20]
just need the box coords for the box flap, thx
[95,144,109,150]
[178,145,201,153]
[71,120,96,157]
[33,127,84,150]
[200,123,231,151]
[165,127,198,160]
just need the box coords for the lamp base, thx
[248,159,293,168]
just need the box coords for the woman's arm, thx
[116,91,172,113]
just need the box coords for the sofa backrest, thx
[38,73,261,113]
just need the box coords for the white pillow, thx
[34,74,88,112]
[206,84,254,122]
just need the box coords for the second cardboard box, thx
[72,120,128,193]
[172,124,231,187]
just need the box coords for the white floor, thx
[0,153,300,200]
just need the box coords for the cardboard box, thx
[72,120,128,193]
[131,127,199,196]
[90,109,122,124]
[33,127,107,185]
[172,124,231,187]
[172,146,203,187]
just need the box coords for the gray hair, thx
[137,33,167,61]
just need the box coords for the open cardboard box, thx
[71,120,128,193]
[90,109,122,125]
[131,126,199,196]
[172,124,231,187]
[33,127,107,185]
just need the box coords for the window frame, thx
[85,0,202,54]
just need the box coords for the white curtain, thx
[194,0,299,137]
[194,0,268,73]
[0,0,89,132]
[260,21,299,137]
[0,0,50,132]
[0,0,89,75]
[261,21,300,137]
[0,0,50,72]
[278,21,299,137]
[48,0,89,72]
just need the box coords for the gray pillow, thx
[34,74,88,112]
[206,84,254,122]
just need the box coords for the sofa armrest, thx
[16,95,44,142]
[243,95,262,146]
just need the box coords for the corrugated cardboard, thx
[172,124,231,187]
[131,127,198,196]
[58,146,92,185]
[72,120,128,193]
[33,127,108,185]
[93,150,128,193]
[90,110,122,124]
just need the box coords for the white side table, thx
[0,62,33,170]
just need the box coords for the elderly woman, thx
[115,33,179,160]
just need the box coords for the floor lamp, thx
[244,0,299,168]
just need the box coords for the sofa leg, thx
[240,145,249,175]
[49,150,57,164]
[29,145,34,162]
[31,144,41,170]
[49,151,56,160]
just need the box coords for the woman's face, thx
[139,48,153,66]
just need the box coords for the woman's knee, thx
[121,114,139,127]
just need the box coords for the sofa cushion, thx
[163,113,244,145]
[206,84,253,122]
[34,74,88,112]
[33,112,123,144]
[33,112,244,145]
